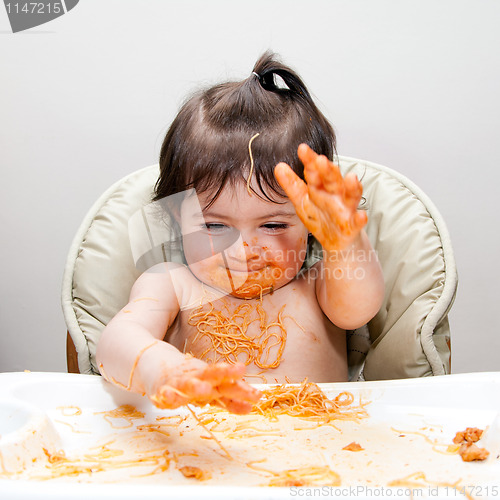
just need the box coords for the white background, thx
[1,0,499,374]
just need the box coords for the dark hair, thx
[153,52,336,206]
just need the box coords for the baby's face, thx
[180,181,309,299]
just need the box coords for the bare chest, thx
[166,279,346,383]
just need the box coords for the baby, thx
[96,52,384,414]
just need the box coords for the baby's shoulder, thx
[294,261,323,287]
[142,261,186,275]
[138,262,226,310]
[132,262,194,297]
[272,263,321,302]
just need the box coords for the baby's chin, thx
[204,277,281,300]
[229,281,277,299]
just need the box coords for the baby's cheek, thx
[261,245,273,262]
[275,237,307,267]
[188,257,235,292]
[183,245,205,267]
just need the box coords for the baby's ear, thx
[153,195,181,223]
[169,206,181,222]
[163,198,182,223]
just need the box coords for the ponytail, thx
[252,52,312,99]
[249,51,336,160]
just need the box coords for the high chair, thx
[62,157,457,381]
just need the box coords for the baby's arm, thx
[96,263,261,414]
[275,144,384,330]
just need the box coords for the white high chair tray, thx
[0,372,499,499]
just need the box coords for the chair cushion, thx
[62,166,160,374]
[340,157,456,379]
[62,157,457,378]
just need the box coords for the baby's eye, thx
[261,223,289,232]
[201,223,228,233]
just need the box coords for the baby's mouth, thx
[226,265,268,274]
[214,264,278,298]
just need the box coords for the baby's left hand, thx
[275,144,367,251]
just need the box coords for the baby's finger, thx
[215,396,255,415]
[303,162,322,189]
[178,377,215,400]
[298,145,322,188]
[216,379,262,404]
[274,163,309,209]
[151,385,189,409]
[344,173,364,209]
[315,155,344,194]
[297,143,319,166]
[353,210,368,230]
[298,144,342,192]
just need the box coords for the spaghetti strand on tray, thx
[251,379,367,423]
[267,465,341,487]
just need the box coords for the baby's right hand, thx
[147,359,262,415]
[275,144,367,251]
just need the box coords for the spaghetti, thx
[187,297,287,369]
[388,472,473,500]
[99,341,158,393]
[267,465,341,487]
[32,442,172,480]
[94,405,146,429]
[53,420,91,434]
[186,406,233,461]
[246,133,260,195]
[251,379,367,423]
[56,406,82,417]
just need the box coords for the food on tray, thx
[342,441,364,451]
[266,465,341,487]
[0,375,496,491]
[453,427,483,444]
[452,427,490,462]
[251,379,367,422]
[94,405,145,429]
[56,406,82,417]
[178,465,211,481]
[458,443,489,462]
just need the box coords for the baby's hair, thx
[153,51,336,207]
